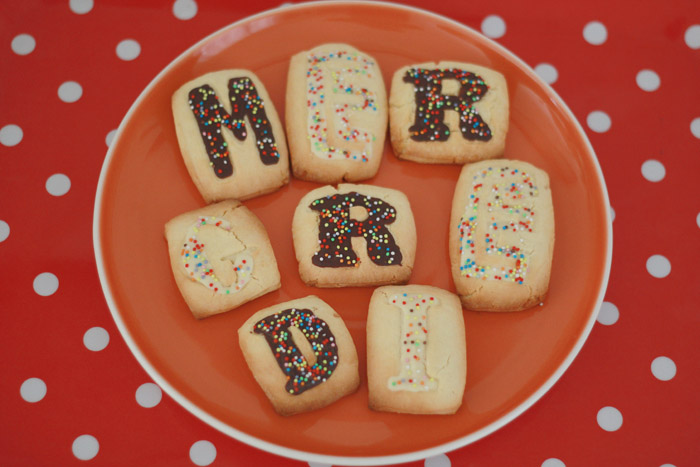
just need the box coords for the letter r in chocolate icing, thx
[254,308,338,396]
[188,77,280,178]
[309,192,403,268]
[403,68,492,142]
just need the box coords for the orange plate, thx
[94,2,611,465]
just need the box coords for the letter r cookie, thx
[390,61,509,164]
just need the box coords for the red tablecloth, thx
[2,0,699,465]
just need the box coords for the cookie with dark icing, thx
[172,70,289,203]
[292,183,416,287]
[389,61,509,164]
[238,296,360,416]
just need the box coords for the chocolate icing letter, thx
[254,308,338,396]
[188,77,280,178]
[403,68,492,142]
[310,192,402,268]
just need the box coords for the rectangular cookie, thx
[390,61,508,164]
[286,43,388,183]
[449,159,555,311]
[367,285,466,414]
[292,183,416,287]
[238,296,360,416]
[164,200,281,319]
[172,69,290,202]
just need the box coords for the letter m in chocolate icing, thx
[188,77,280,178]
[310,192,402,267]
[404,68,492,142]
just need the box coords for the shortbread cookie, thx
[286,43,388,183]
[449,159,554,311]
[292,184,416,287]
[172,70,289,203]
[238,296,360,416]
[390,62,508,164]
[164,200,281,319]
[367,285,466,414]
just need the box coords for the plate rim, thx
[92,1,613,465]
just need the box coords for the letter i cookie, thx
[238,296,360,416]
[164,200,281,319]
[292,184,416,287]
[390,61,509,164]
[449,159,555,311]
[286,43,388,183]
[367,285,467,414]
[172,70,290,203]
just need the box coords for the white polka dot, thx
[583,21,607,45]
[173,0,198,20]
[597,406,623,432]
[135,382,163,408]
[106,129,117,147]
[69,0,93,14]
[72,435,99,460]
[691,117,700,139]
[58,81,83,103]
[660,464,677,467]
[597,301,619,325]
[189,440,216,466]
[610,206,615,222]
[307,463,331,467]
[116,39,141,61]
[542,459,566,467]
[534,63,558,85]
[685,25,700,49]
[83,327,109,352]
[636,69,660,92]
[641,159,665,182]
[696,212,700,229]
[0,124,23,147]
[33,272,59,296]
[0,220,9,242]
[20,377,47,403]
[11,34,36,55]
[587,111,611,133]
[646,255,671,278]
[481,15,506,39]
[425,454,451,467]
[651,356,676,381]
[46,173,71,196]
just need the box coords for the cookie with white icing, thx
[390,61,509,164]
[238,296,360,416]
[164,200,280,319]
[172,70,289,203]
[292,184,416,287]
[449,159,554,311]
[367,285,466,414]
[286,43,388,183]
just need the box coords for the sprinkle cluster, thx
[306,50,378,162]
[459,166,538,283]
[188,77,280,178]
[388,294,438,392]
[180,216,253,294]
[309,192,402,268]
[403,68,492,142]
[254,308,338,396]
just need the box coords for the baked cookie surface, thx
[172,69,289,202]
[390,61,508,164]
[164,200,281,319]
[238,296,360,416]
[449,159,555,311]
[367,285,466,414]
[286,43,388,183]
[292,183,416,287]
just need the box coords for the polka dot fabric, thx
[1,1,697,466]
